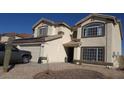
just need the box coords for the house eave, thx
[32,18,71,31]
[12,35,63,45]
[75,13,117,26]
[117,20,123,40]
[63,41,81,47]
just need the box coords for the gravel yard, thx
[0,62,124,79]
[34,69,106,79]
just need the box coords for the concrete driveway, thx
[0,62,124,79]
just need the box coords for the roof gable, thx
[32,18,71,31]
[75,13,123,40]
[75,13,117,26]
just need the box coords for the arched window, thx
[81,22,105,38]
[38,25,48,37]
[72,31,77,38]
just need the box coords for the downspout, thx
[38,42,45,63]
[38,42,42,63]
[105,23,107,62]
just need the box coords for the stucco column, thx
[34,28,39,37]
[40,44,46,63]
[40,44,44,57]
[106,23,112,63]
[77,27,81,39]
[74,47,81,60]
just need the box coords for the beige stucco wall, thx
[76,19,107,61]
[43,38,67,63]
[33,23,57,37]
[1,36,9,42]
[19,23,72,63]
[33,22,72,40]
[50,25,57,35]
[0,36,22,43]
[74,47,80,60]
[42,26,72,63]
[111,23,122,63]
[112,23,122,55]
[57,26,72,43]
[75,18,122,63]
[18,37,70,63]
[106,23,113,62]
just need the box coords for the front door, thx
[66,47,74,63]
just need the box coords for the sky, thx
[0,13,123,54]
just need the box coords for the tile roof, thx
[75,13,117,26]
[13,34,62,45]
[1,32,32,38]
[32,18,71,31]
[16,33,32,38]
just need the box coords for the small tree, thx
[3,37,14,72]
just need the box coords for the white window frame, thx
[39,25,48,37]
[81,47,104,62]
[82,23,104,37]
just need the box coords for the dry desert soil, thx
[0,62,124,79]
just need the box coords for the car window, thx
[0,45,5,51]
[12,46,18,51]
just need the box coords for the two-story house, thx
[71,14,122,67]
[13,18,72,63]
[13,14,122,67]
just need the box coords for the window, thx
[73,31,77,38]
[82,22,105,37]
[81,47,104,62]
[12,46,18,51]
[39,25,48,37]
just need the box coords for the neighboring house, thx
[0,32,32,43]
[71,14,122,66]
[0,32,18,43]
[13,14,123,66]
[13,18,72,63]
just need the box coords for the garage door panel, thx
[20,45,41,62]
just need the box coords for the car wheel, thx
[22,56,30,63]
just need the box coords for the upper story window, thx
[38,25,48,37]
[72,31,77,38]
[81,22,105,38]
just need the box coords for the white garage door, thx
[19,45,41,62]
